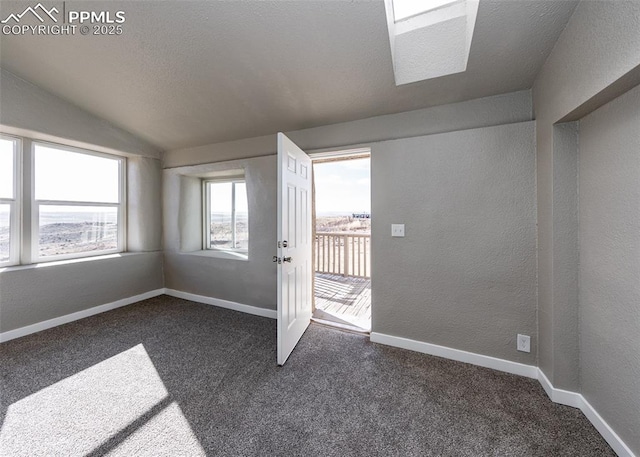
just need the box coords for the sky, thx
[392,0,456,21]
[209,181,248,214]
[0,141,120,205]
[34,144,120,205]
[314,158,370,215]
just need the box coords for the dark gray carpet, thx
[0,295,614,456]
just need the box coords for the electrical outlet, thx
[391,224,405,237]
[517,334,531,353]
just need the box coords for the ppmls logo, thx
[2,2,126,36]
[1,3,59,24]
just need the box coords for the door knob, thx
[283,256,292,263]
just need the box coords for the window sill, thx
[180,250,249,261]
[0,252,154,273]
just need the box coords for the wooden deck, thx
[313,273,371,331]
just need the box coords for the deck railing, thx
[314,232,371,278]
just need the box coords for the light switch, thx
[391,224,405,237]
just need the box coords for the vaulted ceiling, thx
[0,1,578,151]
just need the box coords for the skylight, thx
[383,0,479,85]
[392,0,459,22]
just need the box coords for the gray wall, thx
[164,90,532,167]
[128,157,164,252]
[0,253,163,332]
[372,122,537,364]
[550,122,580,389]
[531,2,640,453]
[532,0,640,391]
[0,70,164,334]
[578,84,640,454]
[163,156,277,309]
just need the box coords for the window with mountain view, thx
[34,143,124,260]
[204,180,248,252]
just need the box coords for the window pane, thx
[0,138,15,199]
[39,205,118,257]
[235,182,249,250]
[392,0,456,21]
[209,182,232,249]
[35,144,120,203]
[0,204,9,262]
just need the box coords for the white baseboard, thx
[0,289,165,343]
[0,287,275,344]
[537,369,583,408]
[369,332,635,457]
[164,288,277,319]
[370,332,539,379]
[538,368,635,457]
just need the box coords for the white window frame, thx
[31,141,126,263]
[203,178,248,253]
[0,134,22,267]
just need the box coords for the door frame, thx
[308,147,372,331]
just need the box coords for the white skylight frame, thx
[384,0,479,85]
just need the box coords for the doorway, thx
[311,151,371,332]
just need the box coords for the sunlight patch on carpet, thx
[0,344,204,456]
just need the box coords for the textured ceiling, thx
[0,1,577,151]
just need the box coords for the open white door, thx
[277,132,313,366]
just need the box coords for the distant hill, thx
[316,215,370,234]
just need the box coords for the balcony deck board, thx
[313,273,371,331]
